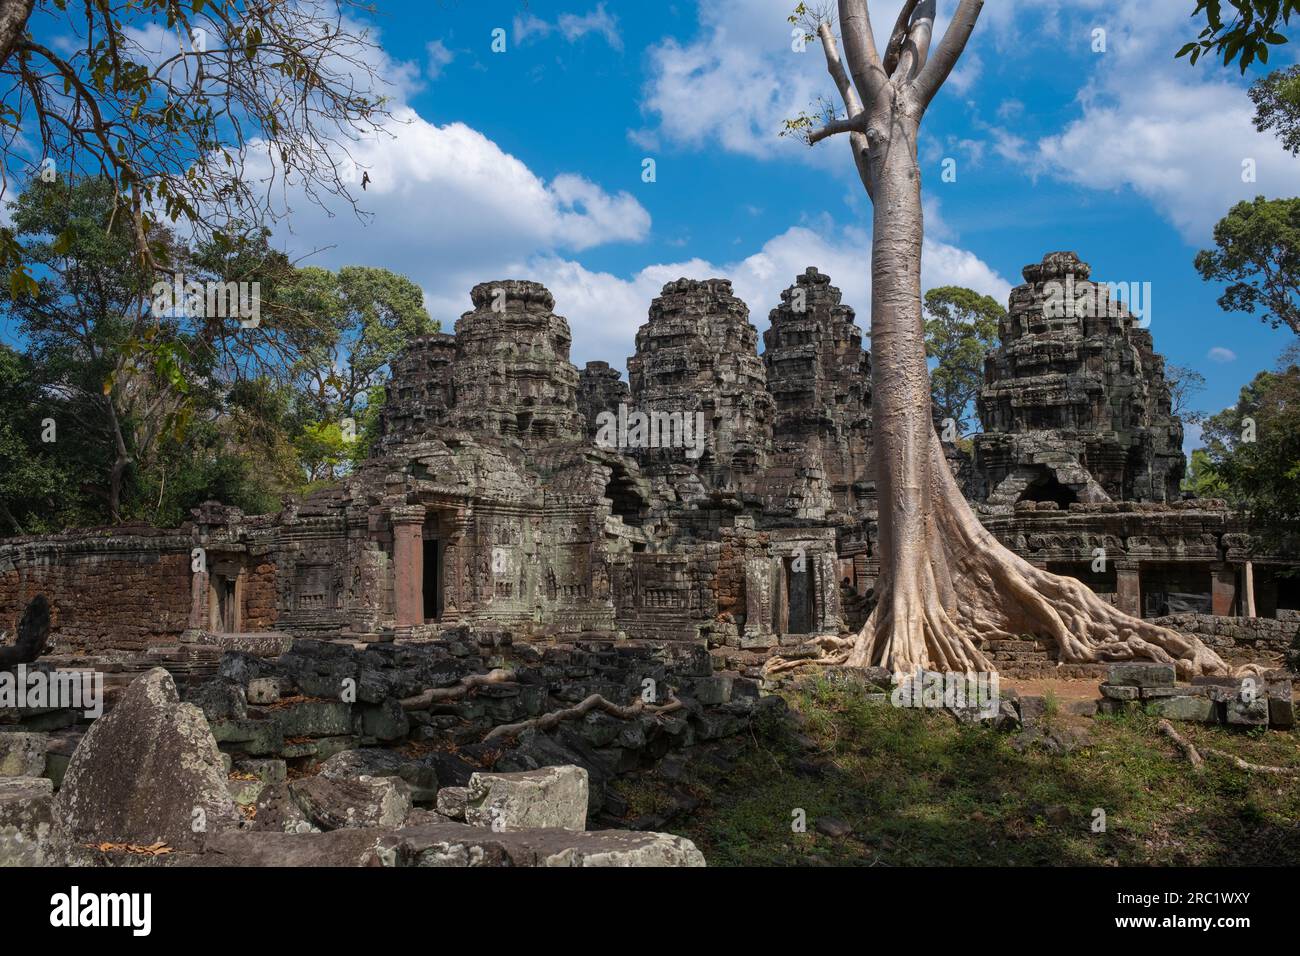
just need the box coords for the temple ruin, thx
[1,254,1296,678]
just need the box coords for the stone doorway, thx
[423,538,442,622]
[209,561,242,633]
[783,556,816,635]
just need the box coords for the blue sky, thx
[21,1,1300,445]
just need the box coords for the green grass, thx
[618,677,1300,866]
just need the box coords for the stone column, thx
[1244,560,1257,619]
[1211,563,1237,617]
[1116,564,1142,618]
[391,505,426,628]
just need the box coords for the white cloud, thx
[514,5,623,51]
[1207,346,1237,363]
[426,40,455,80]
[1002,2,1300,241]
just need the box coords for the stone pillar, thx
[1244,560,1257,619]
[391,505,426,628]
[1211,564,1237,617]
[1116,564,1141,618]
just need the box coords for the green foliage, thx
[1195,196,1300,335]
[923,286,1003,435]
[0,176,433,529]
[1196,360,1300,545]
[1250,64,1300,155]
[1182,447,1229,497]
[1178,0,1298,72]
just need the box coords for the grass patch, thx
[622,677,1300,866]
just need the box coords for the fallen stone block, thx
[1099,684,1139,701]
[0,776,59,866]
[275,699,352,738]
[289,774,412,830]
[1268,681,1295,729]
[319,749,439,802]
[466,765,588,832]
[246,678,280,705]
[55,668,241,851]
[435,786,468,821]
[1226,696,1269,727]
[0,732,47,777]
[1107,663,1176,688]
[1151,696,1216,723]
[194,822,706,867]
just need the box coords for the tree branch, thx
[808,113,867,144]
[814,20,876,200]
[837,0,888,110]
[910,0,982,110]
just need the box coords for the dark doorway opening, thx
[784,557,816,634]
[1020,470,1078,508]
[215,576,237,632]
[423,540,441,621]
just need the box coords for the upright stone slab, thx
[55,667,240,851]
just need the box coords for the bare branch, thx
[837,0,888,110]
[910,0,982,110]
[881,0,920,76]
[808,112,867,144]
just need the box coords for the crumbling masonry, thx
[2,255,1297,679]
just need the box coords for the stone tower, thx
[576,360,629,442]
[758,267,873,518]
[627,278,773,488]
[972,252,1185,509]
[377,332,457,451]
[449,280,584,448]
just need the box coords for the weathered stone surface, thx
[289,774,412,830]
[0,732,47,777]
[1151,696,1217,722]
[1225,697,1269,727]
[320,748,438,802]
[55,668,240,851]
[1099,684,1140,700]
[246,678,280,705]
[194,822,706,867]
[1107,663,1176,688]
[1268,681,1295,729]
[0,776,58,866]
[466,765,588,832]
[435,786,468,821]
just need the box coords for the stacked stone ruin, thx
[1,254,1296,680]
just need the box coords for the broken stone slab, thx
[274,699,352,738]
[246,678,280,705]
[0,776,58,866]
[55,667,241,852]
[435,786,468,821]
[193,822,706,867]
[1107,663,1176,688]
[466,765,588,832]
[319,748,438,802]
[1150,696,1217,723]
[1267,681,1295,729]
[227,776,267,805]
[289,774,412,830]
[234,758,286,785]
[1225,697,1269,727]
[0,732,47,777]
[1098,684,1139,701]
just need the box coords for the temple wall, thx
[0,529,194,653]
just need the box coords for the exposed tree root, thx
[1157,719,1204,771]
[1159,718,1300,775]
[769,437,1236,681]
[484,694,684,742]
[399,668,516,711]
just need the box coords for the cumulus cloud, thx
[1207,346,1237,363]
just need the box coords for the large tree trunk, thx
[846,106,1229,680]
[0,0,33,70]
